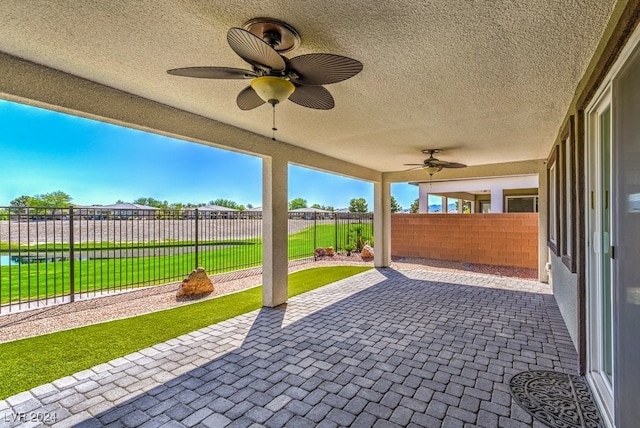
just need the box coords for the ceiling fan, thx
[167,18,363,139]
[404,149,467,176]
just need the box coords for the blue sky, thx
[0,99,419,209]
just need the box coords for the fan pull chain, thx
[271,101,277,141]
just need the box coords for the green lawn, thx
[1,222,373,304]
[0,243,263,303]
[0,266,372,400]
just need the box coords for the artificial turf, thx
[0,265,372,400]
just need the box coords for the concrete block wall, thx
[391,213,538,269]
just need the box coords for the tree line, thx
[390,196,423,213]
[123,197,253,212]
[292,196,421,213]
[6,192,380,213]
[288,197,369,212]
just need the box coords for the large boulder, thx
[176,267,214,297]
[361,245,374,260]
[315,247,335,259]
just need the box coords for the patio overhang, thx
[0,1,619,172]
[0,0,627,307]
[3,2,640,425]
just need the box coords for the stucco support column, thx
[374,178,391,267]
[537,166,549,283]
[490,187,504,213]
[419,186,428,213]
[262,156,289,307]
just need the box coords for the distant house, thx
[239,206,263,219]
[333,208,373,219]
[410,174,539,214]
[195,205,238,220]
[102,203,159,219]
[73,204,107,219]
[75,203,159,220]
[289,207,333,220]
[12,206,69,221]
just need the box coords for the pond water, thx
[0,255,78,266]
[0,255,18,266]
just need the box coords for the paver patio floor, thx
[0,268,577,427]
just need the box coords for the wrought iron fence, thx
[287,211,374,259]
[0,207,373,313]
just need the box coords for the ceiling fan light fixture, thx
[425,165,439,176]
[250,76,295,104]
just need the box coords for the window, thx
[448,198,460,213]
[561,116,577,272]
[547,146,559,255]
[479,200,491,213]
[506,196,538,212]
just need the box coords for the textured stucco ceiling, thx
[0,0,616,172]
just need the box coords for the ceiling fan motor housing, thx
[262,30,282,48]
[243,17,301,53]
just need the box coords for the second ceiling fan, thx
[404,149,467,176]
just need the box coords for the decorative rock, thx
[176,267,214,297]
[361,245,374,259]
[324,247,335,257]
[314,247,326,258]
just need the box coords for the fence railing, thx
[0,207,373,313]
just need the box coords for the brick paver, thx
[0,268,577,427]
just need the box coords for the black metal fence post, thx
[334,213,338,251]
[313,212,317,252]
[69,207,75,302]
[194,208,199,269]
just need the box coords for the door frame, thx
[585,85,614,426]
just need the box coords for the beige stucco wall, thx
[549,252,579,350]
[392,213,539,270]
